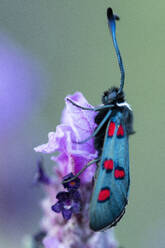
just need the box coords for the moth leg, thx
[67,98,95,111]
[62,158,100,184]
[90,159,99,188]
[75,110,112,144]
[94,104,114,111]
[94,158,101,180]
[67,98,114,112]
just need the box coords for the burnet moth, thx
[63,7,134,231]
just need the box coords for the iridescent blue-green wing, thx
[89,111,130,231]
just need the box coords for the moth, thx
[64,7,134,231]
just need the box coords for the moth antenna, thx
[107,8,125,93]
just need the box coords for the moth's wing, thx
[89,111,130,231]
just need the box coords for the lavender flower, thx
[52,190,81,220]
[62,173,80,191]
[34,92,97,182]
[34,92,119,248]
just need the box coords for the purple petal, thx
[34,131,57,153]
[51,202,62,213]
[43,236,64,248]
[34,92,98,183]
[64,199,72,207]
[34,125,73,154]
[52,152,73,179]
[62,92,96,131]
[56,191,70,201]
[62,208,72,220]
[72,202,81,214]
[62,92,97,154]
[71,153,97,183]
[63,173,80,191]
[53,136,97,184]
[72,190,81,202]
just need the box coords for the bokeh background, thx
[0,1,164,247]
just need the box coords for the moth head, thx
[102,87,125,105]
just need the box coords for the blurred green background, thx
[0,0,164,247]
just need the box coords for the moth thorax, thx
[102,87,125,105]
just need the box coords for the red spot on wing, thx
[108,121,115,137]
[117,124,124,137]
[104,159,114,171]
[114,168,125,179]
[98,188,110,202]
